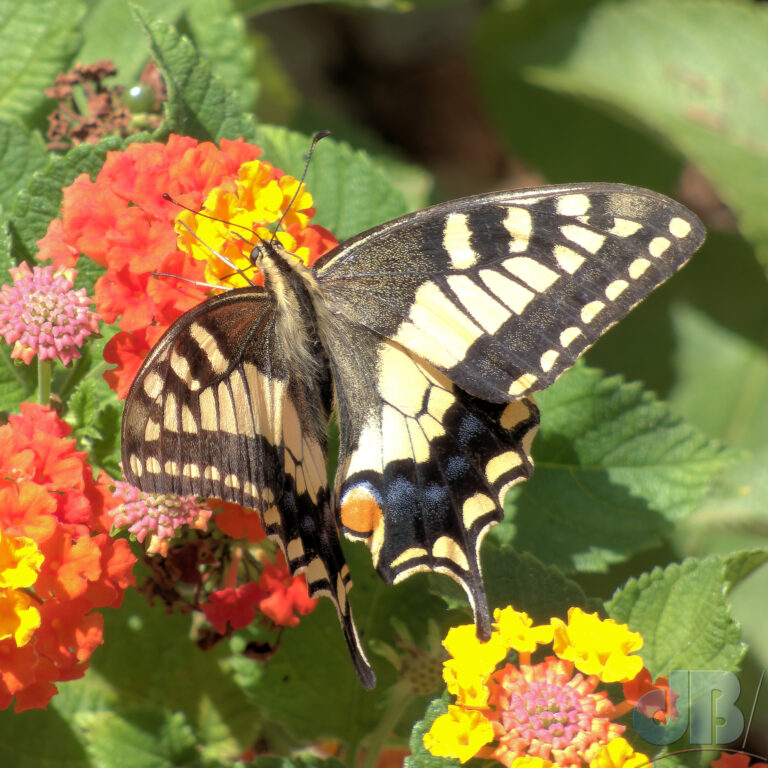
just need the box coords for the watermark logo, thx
[632,669,767,762]
[635,670,745,745]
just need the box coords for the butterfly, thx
[121,181,705,688]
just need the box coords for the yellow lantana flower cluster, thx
[176,159,317,289]
[424,606,649,768]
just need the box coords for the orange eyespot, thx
[340,485,383,537]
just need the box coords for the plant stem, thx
[357,686,414,768]
[38,359,52,405]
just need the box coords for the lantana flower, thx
[201,561,316,634]
[424,606,653,768]
[712,754,768,768]
[0,263,99,366]
[110,481,213,556]
[37,134,337,398]
[0,403,136,711]
[621,667,679,724]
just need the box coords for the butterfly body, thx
[122,182,705,688]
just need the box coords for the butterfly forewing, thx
[317,183,705,402]
[122,288,287,508]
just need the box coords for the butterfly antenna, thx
[270,130,331,245]
[176,220,256,286]
[162,193,256,238]
[150,272,230,292]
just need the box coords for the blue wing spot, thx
[456,412,484,446]
[445,454,470,480]
[386,475,419,521]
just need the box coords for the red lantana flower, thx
[713,754,768,768]
[256,562,316,628]
[0,403,136,711]
[202,561,315,634]
[37,135,337,398]
[621,667,679,724]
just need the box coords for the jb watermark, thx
[634,670,757,747]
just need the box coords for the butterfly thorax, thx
[253,240,327,389]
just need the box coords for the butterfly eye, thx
[249,243,267,266]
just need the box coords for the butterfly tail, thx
[334,581,377,689]
[304,521,376,689]
[273,477,376,688]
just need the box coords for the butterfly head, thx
[249,233,310,280]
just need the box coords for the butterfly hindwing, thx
[319,315,539,638]
[274,384,374,687]
[316,183,706,401]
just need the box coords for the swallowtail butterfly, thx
[121,181,705,688]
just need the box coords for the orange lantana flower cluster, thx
[37,134,337,399]
[0,403,136,711]
[36,136,331,644]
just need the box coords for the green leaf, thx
[678,452,768,559]
[405,696,458,768]
[669,303,768,452]
[90,402,123,477]
[475,0,768,267]
[78,0,188,84]
[79,709,197,768]
[0,212,11,274]
[9,134,128,262]
[606,553,764,677]
[80,0,258,111]
[183,0,259,113]
[68,378,108,440]
[65,356,124,479]
[502,364,733,573]
[0,349,36,412]
[0,0,85,127]
[586,230,764,402]
[0,119,48,212]
[254,125,410,241]
[233,0,409,14]
[250,756,347,768]
[0,706,89,767]
[41,589,262,764]
[473,0,683,194]
[133,5,257,143]
[242,541,446,748]
[481,540,595,623]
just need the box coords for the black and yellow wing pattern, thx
[122,182,705,688]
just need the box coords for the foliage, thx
[0,0,766,765]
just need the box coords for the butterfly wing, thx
[316,183,705,401]
[122,288,284,506]
[314,183,703,636]
[121,286,374,687]
[318,314,539,639]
